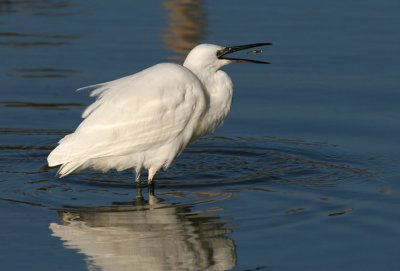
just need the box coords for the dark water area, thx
[1,0,400,270]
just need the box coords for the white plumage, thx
[48,43,270,183]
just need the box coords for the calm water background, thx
[1,0,400,270]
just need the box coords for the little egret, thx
[48,43,271,184]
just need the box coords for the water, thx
[1,0,400,270]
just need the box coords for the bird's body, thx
[48,43,270,183]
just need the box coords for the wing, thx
[48,63,207,166]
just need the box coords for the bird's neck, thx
[187,66,234,135]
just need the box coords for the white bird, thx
[47,43,271,184]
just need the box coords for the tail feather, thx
[57,161,85,178]
[48,133,78,167]
[47,145,67,167]
[48,138,85,177]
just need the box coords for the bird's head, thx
[183,43,272,72]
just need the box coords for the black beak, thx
[217,42,272,64]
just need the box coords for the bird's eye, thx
[216,49,224,58]
[216,48,229,58]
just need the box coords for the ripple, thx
[0,101,84,109]
[0,30,77,47]
[0,41,68,46]
[160,136,374,188]
[0,32,78,39]
[0,135,376,209]
[0,0,74,16]
[0,127,70,135]
[15,67,79,79]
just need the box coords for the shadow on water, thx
[50,186,236,271]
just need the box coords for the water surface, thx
[1,0,400,270]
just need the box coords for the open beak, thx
[217,42,272,64]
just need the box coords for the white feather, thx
[47,44,238,181]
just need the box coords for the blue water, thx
[1,0,400,270]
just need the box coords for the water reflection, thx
[162,0,207,61]
[50,186,236,271]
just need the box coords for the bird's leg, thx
[147,168,157,185]
[135,168,141,184]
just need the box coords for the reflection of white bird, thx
[47,43,271,184]
[50,190,236,271]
